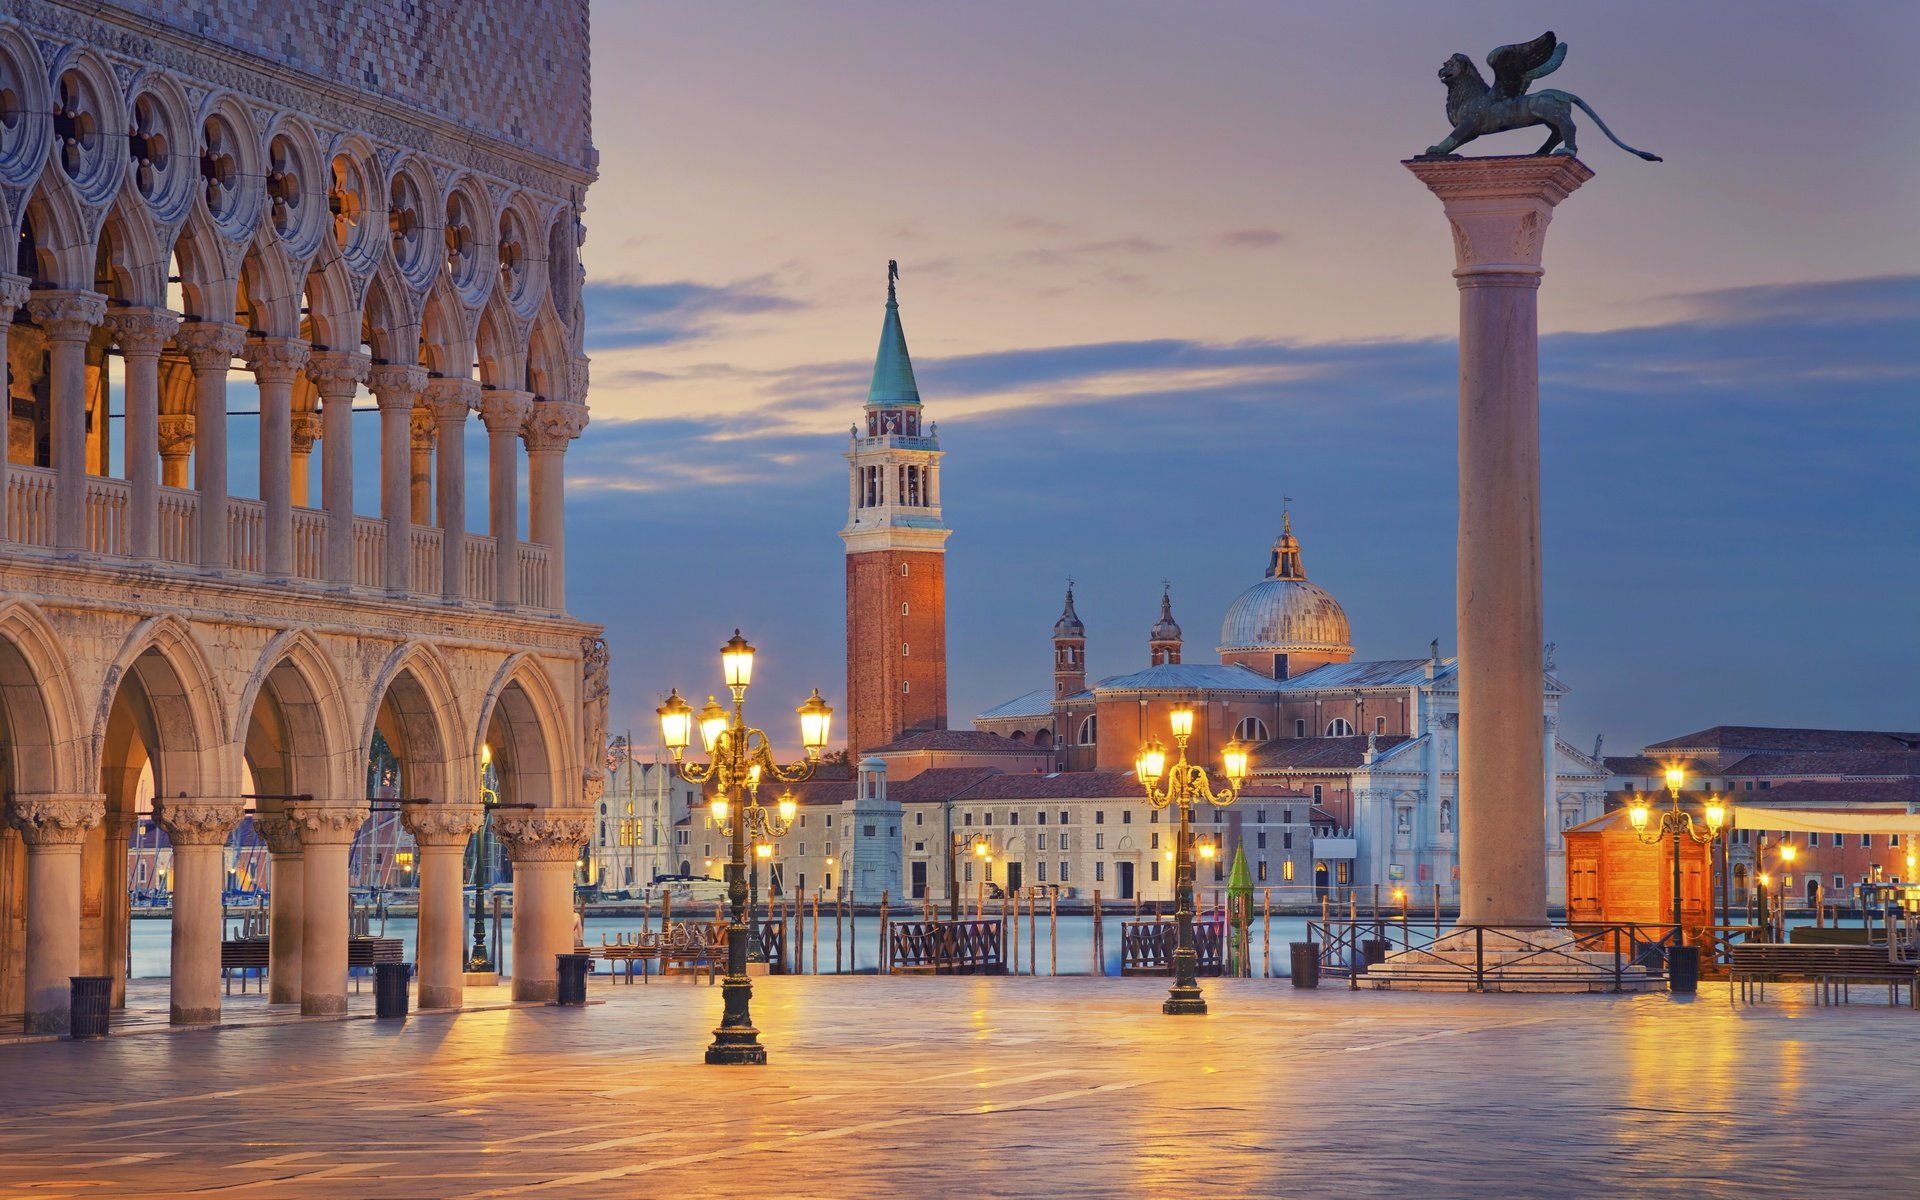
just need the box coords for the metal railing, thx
[1307,918,1679,992]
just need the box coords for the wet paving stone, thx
[1,976,1915,1197]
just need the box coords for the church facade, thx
[974,518,1608,904]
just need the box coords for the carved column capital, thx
[0,272,30,318]
[284,802,365,847]
[423,376,482,425]
[366,363,429,410]
[174,320,249,371]
[1405,155,1591,280]
[5,794,106,846]
[245,335,312,384]
[158,414,197,456]
[521,400,589,452]
[151,798,246,847]
[479,389,534,435]
[105,306,182,355]
[24,290,108,343]
[251,811,305,857]
[290,411,323,450]
[493,808,593,863]
[400,804,485,847]
[409,403,438,447]
[304,349,372,402]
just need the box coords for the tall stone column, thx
[368,365,427,595]
[25,291,108,552]
[101,809,134,1007]
[521,400,588,611]
[290,411,320,508]
[1406,154,1590,929]
[409,404,435,526]
[174,321,249,570]
[0,274,30,541]
[479,391,533,608]
[305,350,370,586]
[5,795,105,1033]
[246,337,309,578]
[494,808,592,1002]
[251,812,304,1005]
[287,802,362,1015]
[151,797,244,1025]
[401,805,484,1008]
[424,378,478,600]
[105,308,181,560]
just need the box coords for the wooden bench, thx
[1730,943,1917,1005]
[220,939,270,993]
[580,923,727,985]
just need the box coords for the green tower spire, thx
[867,260,921,407]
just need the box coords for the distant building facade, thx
[591,747,700,890]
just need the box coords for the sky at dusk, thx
[560,1,1920,757]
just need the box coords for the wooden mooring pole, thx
[1049,888,1058,976]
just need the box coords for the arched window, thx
[1010,730,1027,743]
[1374,716,1387,735]
[1325,718,1354,737]
[1035,729,1054,749]
[1234,716,1270,743]
[1078,715,1098,745]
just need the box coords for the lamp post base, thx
[705,1032,769,1065]
[1162,986,1208,1016]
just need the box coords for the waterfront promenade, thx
[2,977,1916,1198]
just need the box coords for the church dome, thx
[1216,518,1353,657]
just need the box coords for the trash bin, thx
[374,962,411,1019]
[556,953,591,1006]
[1667,945,1700,994]
[69,976,112,1040]
[1289,942,1320,989]
[1361,939,1390,972]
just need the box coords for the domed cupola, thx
[1053,584,1085,638]
[1216,512,1353,679]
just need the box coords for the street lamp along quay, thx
[1134,702,1249,1015]
[659,630,831,1066]
[1628,765,1725,987]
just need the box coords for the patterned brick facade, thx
[846,548,948,758]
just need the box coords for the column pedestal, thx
[402,806,484,1008]
[1406,154,1590,931]
[494,809,592,1002]
[5,796,105,1033]
[288,803,362,1016]
[252,813,305,1005]
[151,798,244,1025]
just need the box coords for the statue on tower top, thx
[1419,31,1662,162]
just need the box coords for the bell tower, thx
[842,263,950,757]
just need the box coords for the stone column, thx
[157,411,194,491]
[409,404,435,526]
[173,321,249,570]
[101,809,134,1007]
[401,805,484,1008]
[1406,154,1590,929]
[105,308,181,560]
[368,365,427,595]
[150,797,244,1025]
[24,291,107,552]
[305,351,370,586]
[5,795,105,1033]
[0,274,30,541]
[287,802,362,1016]
[521,400,588,611]
[493,808,592,1002]
[290,410,320,508]
[251,812,304,1005]
[424,378,478,601]
[245,337,309,578]
[479,391,533,607]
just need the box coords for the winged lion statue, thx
[1421,32,1661,162]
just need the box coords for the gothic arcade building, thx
[0,1,602,1033]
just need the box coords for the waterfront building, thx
[593,746,699,889]
[0,0,601,1034]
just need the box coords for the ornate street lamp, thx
[467,743,501,972]
[1133,703,1248,1015]
[1754,840,1797,940]
[659,631,830,1066]
[946,831,991,920]
[1627,765,1725,932]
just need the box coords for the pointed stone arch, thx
[474,289,527,391]
[233,629,354,811]
[526,301,570,401]
[95,614,230,803]
[419,269,476,378]
[0,599,84,796]
[94,190,171,306]
[361,262,422,366]
[238,237,307,339]
[362,642,464,806]
[19,174,94,288]
[476,653,572,810]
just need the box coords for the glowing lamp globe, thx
[777,795,798,826]
[721,629,755,690]
[1628,796,1650,831]
[797,689,834,757]
[1136,737,1167,788]
[1221,740,1251,785]
[657,689,693,755]
[1168,704,1196,741]
[697,695,728,754]
[1664,764,1686,794]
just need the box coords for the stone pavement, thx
[1,975,1916,1198]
